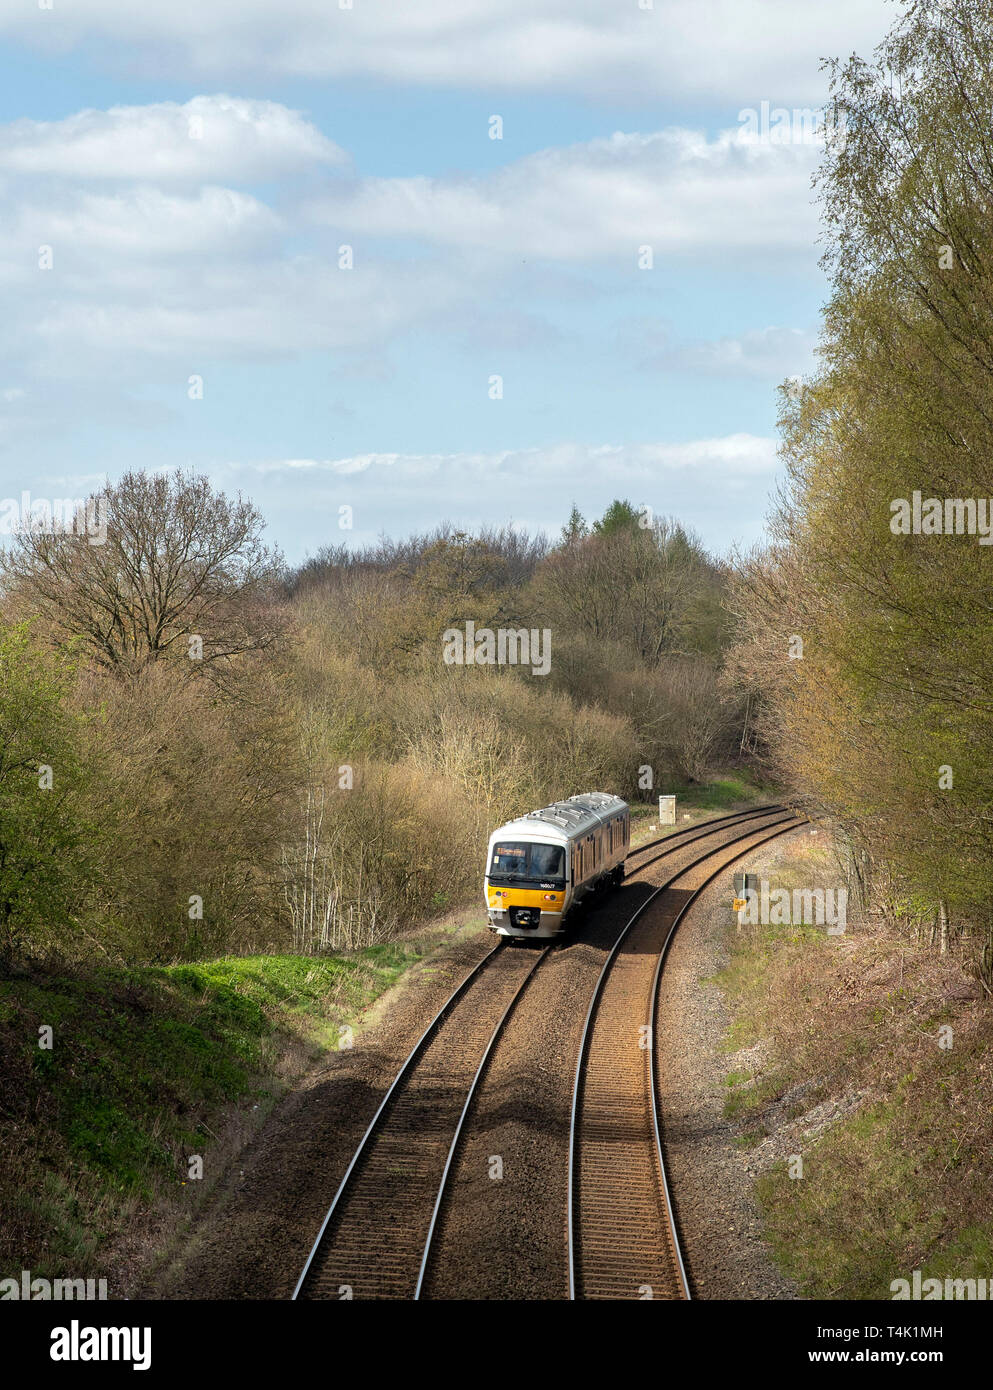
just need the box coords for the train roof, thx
[490,792,628,843]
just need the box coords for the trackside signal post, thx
[733,871,759,914]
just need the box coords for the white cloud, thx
[0,99,830,392]
[672,325,818,377]
[0,1,891,105]
[313,128,823,264]
[26,186,281,259]
[20,256,463,371]
[0,98,458,376]
[622,322,819,378]
[230,435,781,557]
[250,435,778,482]
[0,96,345,184]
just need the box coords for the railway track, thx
[567,809,803,1301]
[292,938,549,1300]
[624,801,784,872]
[292,803,801,1301]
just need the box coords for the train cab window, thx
[489,842,565,882]
[530,844,565,880]
[489,843,529,877]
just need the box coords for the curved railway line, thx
[567,810,801,1301]
[292,803,803,1301]
[623,801,783,872]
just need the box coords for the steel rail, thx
[646,815,809,1301]
[566,808,801,1300]
[624,802,784,868]
[413,944,552,1300]
[291,939,505,1300]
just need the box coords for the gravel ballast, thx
[654,832,804,1300]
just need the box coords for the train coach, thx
[485,792,630,939]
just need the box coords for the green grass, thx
[0,937,448,1280]
[756,1095,947,1298]
[724,1070,752,1087]
[680,775,764,809]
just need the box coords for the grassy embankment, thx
[714,833,993,1298]
[0,923,475,1286]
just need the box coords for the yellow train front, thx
[485,793,629,939]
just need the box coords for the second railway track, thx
[568,809,803,1300]
[293,802,803,1301]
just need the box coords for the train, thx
[485,792,630,939]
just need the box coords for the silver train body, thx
[485,792,630,939]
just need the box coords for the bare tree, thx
[1,469,285,678]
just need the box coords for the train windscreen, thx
[489,842,565,881]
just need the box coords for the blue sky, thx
[0,0,896,563]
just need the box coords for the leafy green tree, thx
[729,0,993,974]
[0,625,91,970]
[560,505,588,546]
[592,499,641,537]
